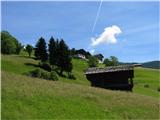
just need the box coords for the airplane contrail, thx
[91,0,103,33]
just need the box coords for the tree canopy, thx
[57,39,72,75]
[49,37,58,66]
[1,31,22,54]
[88,56,98,67]
[75,49,91,58]
[26,44,33,57]
[94,54,104,61]
[103,56,119,66]
[35,37,48,62]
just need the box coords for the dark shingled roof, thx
[85,65,140,75]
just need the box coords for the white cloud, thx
[91,25,122,46]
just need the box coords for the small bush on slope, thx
[50,71,59,81]
[28,68,58,81]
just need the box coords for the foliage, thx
[40,62,51,72]
[88,56,98,67]
[68,72,76,80]
[25,44,33,57]
[103,56,119,66]
[1,31,22,54]
[75,49,91,59]
[15,42,23,54]
[29,68,42,78]
[28,68,58,81]
[50,71,59,81]
[1,37,17,54]
[2,54,160,98]
[70,48,76,56]
[51,65,60,73]
[144,84,149,88]
[48,37,58,65]
[41,70,50,80]
[94,54,104,61]
[157,87,160,92]
[35,37,48,62]
[57,39,72,75]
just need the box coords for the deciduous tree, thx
[26,44,33,57]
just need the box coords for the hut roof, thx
[85,65,138,75]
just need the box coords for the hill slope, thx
[2,54,159,98]
[1,54,160,119]
[142,60,160,69]
[2,71,159,119]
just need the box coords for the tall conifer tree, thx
[35,37,48,62]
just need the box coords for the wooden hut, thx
[85,65,140,91]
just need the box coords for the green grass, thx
[1,53,160,119]
[133,67,160,98]
[1,55,38,74]
[2,71,159,119]
[2,54,160,98]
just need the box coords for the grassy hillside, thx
[133,67,160,98]
[2,71,159,119]
[2,54,160,98]
[1,54,160,119]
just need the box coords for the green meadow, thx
[1,53,160,119]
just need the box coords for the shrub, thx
[50,71,58,81]
[144,84,149,88]
[41,70,50,80]
[68,73,76,80]
[157,87,160,92]
[51,65,59,73]
[30,68,42,77]
[40,62,51,72]
[28,68,59,81]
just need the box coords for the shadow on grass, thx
[24,63,39,67]
[18,55,37,60]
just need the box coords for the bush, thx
[41,70,50,80]
[40,62,51,72]
[50,71,58,81]
[28,68,59,81]
[157,87,160,92]
[68,73,76,80]
[144,84,149,88]
[30,68,42,77]
[51,65,59,73]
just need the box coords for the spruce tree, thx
[49,37,58,65]
[57,39,72,75]
[65,54,73,76]
[35,37,48,62]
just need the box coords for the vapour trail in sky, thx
[91,0,103,33]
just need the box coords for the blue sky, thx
[1,1,159,62]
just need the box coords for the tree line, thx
[1,30,119,70]
[34,37,72,76]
